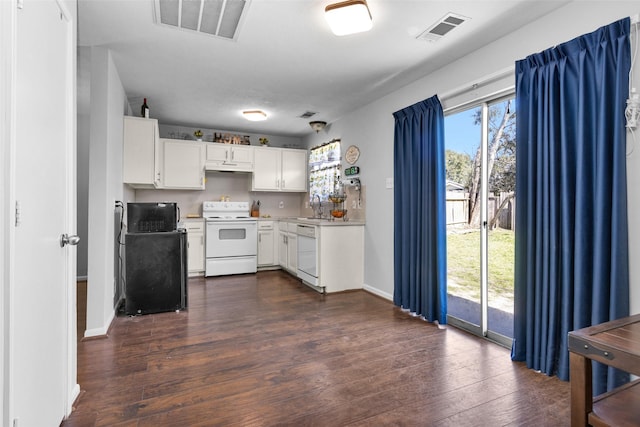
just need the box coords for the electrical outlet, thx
[279,201,284,209]
[305,201,309,208]
[352,200,357,209]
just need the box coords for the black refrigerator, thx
[125,203,188,315]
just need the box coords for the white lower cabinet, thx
[317,225,363,293]
[278,220,364,293]
[278,221,297,273]
[278,229,288,268]
[288,229,297,272]
[258,220,279,268]
[184,219,205,276]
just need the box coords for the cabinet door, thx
[187,231,204,274]
[231,146,253,165]
[258,230,275,266]
[206,144,229,164]
[278,231,288,268]
[253,147,281,191]
[287,233,298,272]
[161,139,205,189]
[206,144,253,171]
[281,149,307,191]
[123,116,160,187]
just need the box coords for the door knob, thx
[60,233,80,247]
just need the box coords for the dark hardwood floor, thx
[65,271,570,426]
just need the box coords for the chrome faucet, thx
[313,194,322,219]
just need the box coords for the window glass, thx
[309,139,341,202]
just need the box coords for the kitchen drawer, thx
[183,220,204,233]
[258,220,274,230]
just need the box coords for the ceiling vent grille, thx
[299,111,317,119]
[154,0,250,41]
[416,12,468,42]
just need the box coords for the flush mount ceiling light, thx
[309,121,327,133]
[325,0,372,36]
[242,110,267,121]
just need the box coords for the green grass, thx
[446,228,515,310]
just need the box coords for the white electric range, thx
[203,201,257,276]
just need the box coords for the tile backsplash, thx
[133,172,366,222]
[134,171,303,219]
[299,185,366,221]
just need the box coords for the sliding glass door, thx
[444,96,515,346]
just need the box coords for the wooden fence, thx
[446,191,515,230]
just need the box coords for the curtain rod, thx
[438,65,515,102]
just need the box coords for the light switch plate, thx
[385,178,394,189]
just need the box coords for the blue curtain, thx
[393,95,447,324]
[512,18,630,395]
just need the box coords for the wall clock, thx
[345,145,360,165]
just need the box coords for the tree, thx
[445,149,473,188]
[467,100,516,227]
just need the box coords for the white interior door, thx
[12,0,76,425]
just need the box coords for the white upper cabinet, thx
[281,149,307,191]
[252,147,281,191]
[160,138,205,190]
[205,143,253,172]
[252,147,307,192]
[123,116,161,188]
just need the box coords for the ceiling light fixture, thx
[309,121,327,133]
[325,0,372,36]
[242,110,267,121]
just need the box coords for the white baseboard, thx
[363,283,393,301]
[83,308,115,338]
[67,383,80,416]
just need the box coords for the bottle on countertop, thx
[251,200,260,217]
[141,98,149,118]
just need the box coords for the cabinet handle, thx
[231,150,235,161]
[259,234,261,243]
[225,151,228,160]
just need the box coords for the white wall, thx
[304,1,640,312]
[77,112,89,279]
[85,47,128,337]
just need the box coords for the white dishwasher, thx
[297,224,318,287]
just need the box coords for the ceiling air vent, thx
[299,111,317,119]
[416,12,468,42]
[154,0,250,41]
